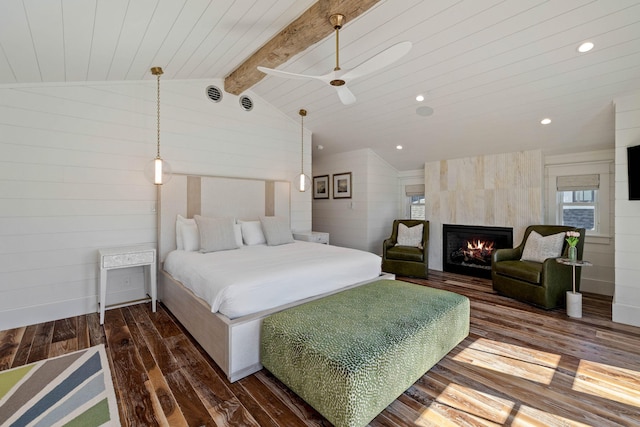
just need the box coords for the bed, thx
[157,174,387,382]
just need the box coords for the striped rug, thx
[0,344,120,426]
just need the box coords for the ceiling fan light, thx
[541,118,552,125]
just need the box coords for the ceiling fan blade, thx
[257,66,326,81]
[335,85,356,105]
[342,41,412,81]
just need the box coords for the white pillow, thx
[234,223,243,247]
[260,216,294,246]
[176,215,198,251]
[181,221,200,252]
[194,216,241,253]
[239,220,266,245]
[521,230,565,263]
[396,223,424,248]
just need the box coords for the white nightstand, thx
[98,245,157,324]
[293,231,330,245]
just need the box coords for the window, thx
[405,184,425,220]
[546,160,612,240]
[558,190,596,231]
[409,195,425,220]
[554,173,605,235]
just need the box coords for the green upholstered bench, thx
[261,279,470,427]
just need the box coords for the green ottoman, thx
[261,279,470,427]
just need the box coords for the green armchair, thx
[491,225,586,309]
[382,219,429,278]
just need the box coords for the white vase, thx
[566,291,582,318]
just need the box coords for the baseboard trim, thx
[0,297,98,330]
[580,278,614,296]
[612,301,640,327]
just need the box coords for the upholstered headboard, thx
[158,174,290,262]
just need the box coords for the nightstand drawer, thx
[293,231,329,245]
[309,234,329,244]
[102,251,155,269]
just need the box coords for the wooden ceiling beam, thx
[224,0,380,95]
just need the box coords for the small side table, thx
[556,258,592,318]
[98,245,157,324]
[293,231,330,244]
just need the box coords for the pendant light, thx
[145,67,172,185]
[298,109,311,192]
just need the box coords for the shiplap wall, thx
[312,148,398,254]
[0,79,310,330]
[613,92,640,327]
[424,150,544,271]
[366,151,400,255]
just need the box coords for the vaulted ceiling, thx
[1,0,640,170]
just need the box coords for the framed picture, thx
[333,172,352,199]
[313,175,330,199]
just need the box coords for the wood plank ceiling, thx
[1,0,640,170]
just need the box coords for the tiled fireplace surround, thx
[423,150,543,272]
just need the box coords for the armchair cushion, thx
[520,231,565,263]
[493,260,541,284]
[386,246,424,262]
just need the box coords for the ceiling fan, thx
[257,14,412,105]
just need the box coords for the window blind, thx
[556,174,600,191]
[405,184,425,197]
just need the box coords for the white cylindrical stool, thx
[566,291,582,318]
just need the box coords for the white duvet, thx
[163,241,382,319]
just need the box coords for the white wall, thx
[613,92,640,327]
[0,79,310,330]
[424,150,544,271]
[366,151,400,255]
[545,150,615,296]
[312,148,398,254]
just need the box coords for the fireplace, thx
[442,224,513,278]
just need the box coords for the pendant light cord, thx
[299,109,307,174]
[151,66,164,158]
[156,72,161,158]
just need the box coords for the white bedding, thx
[163,241,382,319]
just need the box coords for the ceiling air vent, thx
[206,85,222,103]
[239,95,253,111]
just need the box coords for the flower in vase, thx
[566,230,580,247]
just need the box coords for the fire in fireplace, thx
[443,224,513,278]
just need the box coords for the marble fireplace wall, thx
[424,150,544,271]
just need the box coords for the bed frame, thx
[157,174,390,382]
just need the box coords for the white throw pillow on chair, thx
[521,231,565,263]
[396,223,423,249]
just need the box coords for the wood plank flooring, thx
[2,271,640,426]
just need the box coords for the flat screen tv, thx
[629,145,640,200]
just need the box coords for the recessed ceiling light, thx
[541,118,551,125]
[416,94,425,102]
[396,145,403,150]
[577,41,594,53]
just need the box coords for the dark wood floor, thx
[2,271,640,426]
